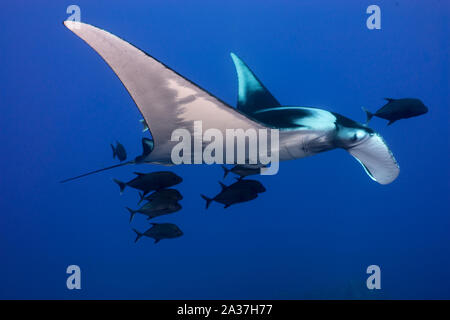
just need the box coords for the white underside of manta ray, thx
[62,21,399,185]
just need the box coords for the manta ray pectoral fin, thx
[347,133,400,185]
[64,21,263,164]
[230,53,281,114]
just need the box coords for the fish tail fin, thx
[113,179,126,194]
[137,192,145,205]
[132,228,143,243]
[362,107,374,124]
[126,207,136,223]
[200,194,212,209]
[221,165,230,178]
[219,181,227,190]
[111,144,116,159]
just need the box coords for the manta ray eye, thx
[353,130,367,142]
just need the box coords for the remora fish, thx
[133,223,183,244]
[111,141,127,161]
[226,179,266,193]
[201,181,260,209]
[138,188,183,205]
[139,118,149,132]
[362,98,428,125]
[222,164,262,179]
[62,22,400,185]
[126,198,181,222]
[113,171,182,195]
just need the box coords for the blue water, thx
[0,1,448,299]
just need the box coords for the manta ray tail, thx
[60,138,153,183]
[60,161,134,183]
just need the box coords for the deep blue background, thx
[0,0,448,299]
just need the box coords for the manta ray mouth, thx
[347,133,400,185]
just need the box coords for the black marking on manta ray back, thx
[249,107,313,129]
[332,113,375,133]
[250,106,374,134]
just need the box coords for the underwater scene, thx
[0,0,448,299]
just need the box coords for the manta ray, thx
[62,21,399,185]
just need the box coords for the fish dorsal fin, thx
[230,53,281,115]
